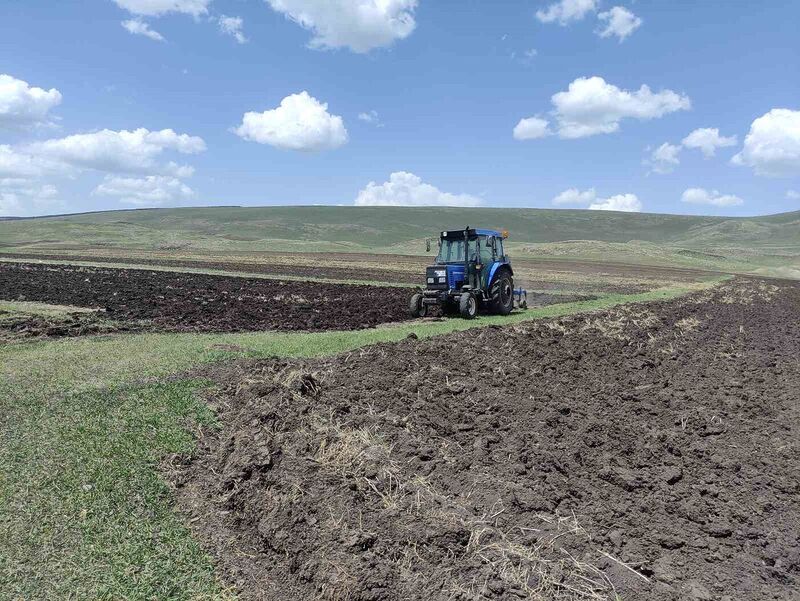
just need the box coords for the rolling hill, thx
[0,206,798,276]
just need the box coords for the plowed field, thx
[171,278,800,601]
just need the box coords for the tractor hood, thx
[426,264,466,290]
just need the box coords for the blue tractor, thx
[410,226,527,319]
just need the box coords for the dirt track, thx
[0,262,409,332]
[170,278,800,600]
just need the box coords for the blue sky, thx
[1,0,799,217]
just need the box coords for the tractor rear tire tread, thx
[490,272,514,316]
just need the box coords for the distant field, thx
[0,206,798,278]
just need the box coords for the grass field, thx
[0,280,723,599]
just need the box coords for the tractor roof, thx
[441,228,502,239]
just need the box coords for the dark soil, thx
[0,251,717,296]
[0,252,420,284]
[0,262,410,332]
[169,278,800,601]
[0,311,136,342]
[0,262,594,337]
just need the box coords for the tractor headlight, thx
[427,277,434,284]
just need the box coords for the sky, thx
[1,0,799,217]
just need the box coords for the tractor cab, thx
[410,226,527,319]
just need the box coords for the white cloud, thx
[551,187,596,205]
[354,171,482,207]
[358,110,383,126]
[536,0,596,25]
[0,74,62,129]
[589,193,641,212]
[121,19,165,41]
[596,6,642,41]
[681,187,743,207]
[732,109,800,177]
[682,127,737,158]
[550,187,642,211]
[0,145,45,178]
[0,145,69,179]
[266,0,417,53]
[28,128,206,176]
[234,91,348,152]
[645,142,681,174]
[549,76,691,139]
[93,175,195,206]
[513,116,551,140]
[0,180,61,216]
[219,15,247,44]
[787,189,800,200]
[112,0,210,17]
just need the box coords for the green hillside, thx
[1,206,798,277]
[1,205,799,249]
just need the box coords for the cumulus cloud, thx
[682,127,737,158]
[550,187,642,212]
[234,91,348,152]
[94,174,195,206]
[0,145,51,178]
[122,18,165,41]
[0,74,62,129]
[28,128,206,176]
[0,179,61,216]
[551,187,597,205]
[596,6,642,41]
[732,109,800,177]
[681,187,743,207]
[549,76,691,139]
[219,15,247,43]
[513,116,551,140]
[354,171,482,207]
[787,189,800,200]
[645,142,681,174]
[266,0,417,53]
[588,193,641,212]
[112,0,210,17]
[536,0,597,25]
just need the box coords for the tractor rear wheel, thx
[409,293,427,318]
[459,293,477,319]
[490,272,514,315]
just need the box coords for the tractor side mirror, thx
[426,238,431,252]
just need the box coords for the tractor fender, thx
[487,262,513,287]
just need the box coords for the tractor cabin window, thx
[479,236,494,264]
[437,239,465,263]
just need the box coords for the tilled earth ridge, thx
[0,262,410,332]
[0,252,716,296]
[170,278,799,600]
[0,252,422,285]
[0,262,594,339]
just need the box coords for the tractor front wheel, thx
[459,293,477,319]
[409,293,427,318]
[490,273,514,315]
